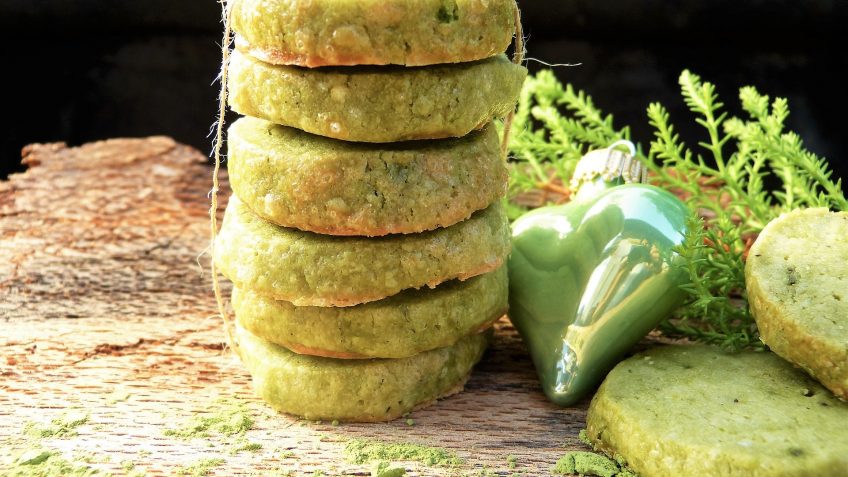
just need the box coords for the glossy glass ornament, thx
[508,142,690,406]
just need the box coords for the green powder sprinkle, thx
[75,451,111,465]
[9,449,101,477]
[24,412,89,439]
[472,466,497,476]
[345,439,463,467]
[164,400,253,439]
[331,420,340,426]
[229,440,262,455]
[175,458,225,476]
[371,461,407,477]
[405,419,415,426]
[578,429,593,447]
[16,450,56,466]
[552,451,620,477]
[507,454,517,469]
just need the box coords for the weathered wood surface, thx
[0,138,590,476]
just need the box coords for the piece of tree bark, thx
[0,138,587,476]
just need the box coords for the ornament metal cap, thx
[570,140,647,192]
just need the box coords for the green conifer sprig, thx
[506,69,846,350]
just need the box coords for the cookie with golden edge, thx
[236,325,490,422]
[227,117,506,236]
[227,49,527,143]
[230,0,516,67]
[233,266,507,359]
[746,207,848,399]
[586,346,848,477]
[214,196,510,307]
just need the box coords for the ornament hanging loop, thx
[570,140,647,192]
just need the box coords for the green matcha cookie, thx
[236,325,489,421]
[746,207,848,399]
[586,346,848,477]
[214,196,510,307]
[233,266,507,359]
[230,0,516,67]
[227,117,506,236]
[227,49,527,143]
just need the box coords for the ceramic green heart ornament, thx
[508,141,690,406]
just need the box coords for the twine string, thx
[211,0,238,357]
[500,0,525,157]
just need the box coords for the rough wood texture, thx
[0,138,589,476]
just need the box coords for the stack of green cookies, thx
[215,0,527,421]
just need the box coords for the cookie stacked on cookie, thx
[216,0,526,421]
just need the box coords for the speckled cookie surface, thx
[236,325,489,422]
[227,117,506,236]
[746,207,848,399]
[214,196,510,307]
[227,49,527,143]
[586,346,848,477]
[230,0,516,67]
[233,266,507,359]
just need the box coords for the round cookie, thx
[227,117,506,236]
[233,266,507,359]
[227,49,527,143]
[746,207,848,399]
[586,346,848,477]
[235,325,490,422]
[230,0,516,67]
[214,196,510,307]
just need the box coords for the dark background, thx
[2,0,846,182]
